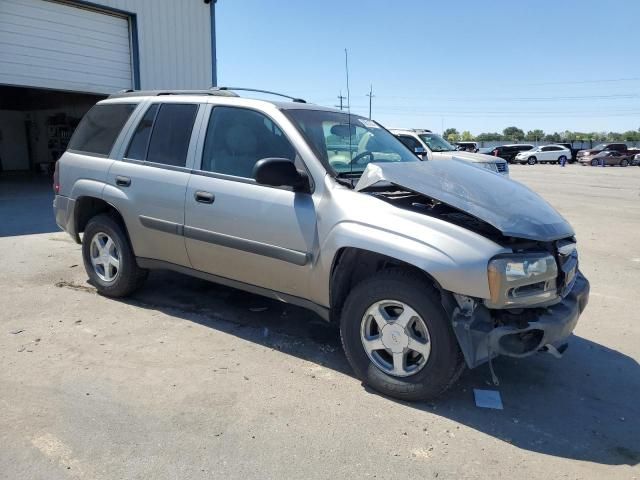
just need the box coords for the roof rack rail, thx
[107,89,239,99]
[213,87,306,103]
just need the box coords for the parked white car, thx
[514,145,571,165]
[390,129,509,175]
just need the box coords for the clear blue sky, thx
[216,0,640,135]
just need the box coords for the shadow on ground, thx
[0,176,58,237]
[87,269,639,467]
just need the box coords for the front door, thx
[184,105,317,298]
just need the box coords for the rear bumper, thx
[452,271,590,368]
[53,194,79,242]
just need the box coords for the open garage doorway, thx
[0,86,104,236]
[0,85,104,177]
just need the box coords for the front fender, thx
[309,220,502,307]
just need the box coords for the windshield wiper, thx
[335,171,363,188]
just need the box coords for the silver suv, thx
[53,89,589,401]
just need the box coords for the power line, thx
[379,93,640,102]
[521,77,640,86]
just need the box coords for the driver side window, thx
[397,135,421,151]
[200,107,297,178]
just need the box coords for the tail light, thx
[53,161,60,194]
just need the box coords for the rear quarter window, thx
[68,103,136,156]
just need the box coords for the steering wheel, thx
[349,150,374,165]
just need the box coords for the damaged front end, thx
[445,272,589,368]
[354,160,590,368]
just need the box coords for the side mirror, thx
[253,158,310,192]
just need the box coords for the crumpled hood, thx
[354,159,574,242]
[432,151,503,163]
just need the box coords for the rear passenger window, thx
[201,107,296,178]
[125,104,159,160]
[68,103,135,156]
[146,104,198,167]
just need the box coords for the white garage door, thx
[0,0,133,94]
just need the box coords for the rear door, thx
[540,146,554,161]
[183,105,317,298]
[104,101,203,267]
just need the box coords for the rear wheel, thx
[340,269,464,401]
[620,159,629,167]
[558,155,567,164]
[82,214,148,297]
[527,156,537,165]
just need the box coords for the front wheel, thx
[620,159,629,167]
[340,269,464,401]
[527,156,537,165]
[591,159,599,166]
[82,214,148,297]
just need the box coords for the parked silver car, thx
[53,89,589,400]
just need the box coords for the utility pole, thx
[336,91,346,110]
[366,84,374,119]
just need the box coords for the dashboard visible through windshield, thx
[284,109,418,176]
[418,133,457,152]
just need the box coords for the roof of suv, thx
[103,88,343,113]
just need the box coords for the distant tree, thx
[525,129,545,142]
[544,132,561,142]
[623,130,639,141]
[503,126,525,141]
[447,132,461,143]
[476,132,503,141]
[608,132,624,141]
[594,131,607,142]
[461,130,475,141]
[443,128,459,138]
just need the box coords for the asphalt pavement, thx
[1,164,639,479]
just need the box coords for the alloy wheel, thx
[89,232,120,282]
[360,300,431,377]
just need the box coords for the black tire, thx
[558,155,567,165]
[82,213,148,297]
[339,268,465,401]
[620,159,629,167]
[591,159,599,166]
[527,156,537,165]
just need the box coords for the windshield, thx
[284,109,418,176]
[418,133,456,152]
[594,144,607,150]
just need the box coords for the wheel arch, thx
[328,247,446,323]
[74,196,133,250]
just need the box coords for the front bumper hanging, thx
[452,271,590,368]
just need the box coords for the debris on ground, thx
[10,329,24,335]
[473,389,504,410]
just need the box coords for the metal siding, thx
[0,0,133,93]
[96,0,212,90]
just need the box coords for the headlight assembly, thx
[487,254,558,308]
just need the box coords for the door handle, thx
[115,176,131,187]
[194,191,215,204]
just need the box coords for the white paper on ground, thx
[473,389,504,410]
